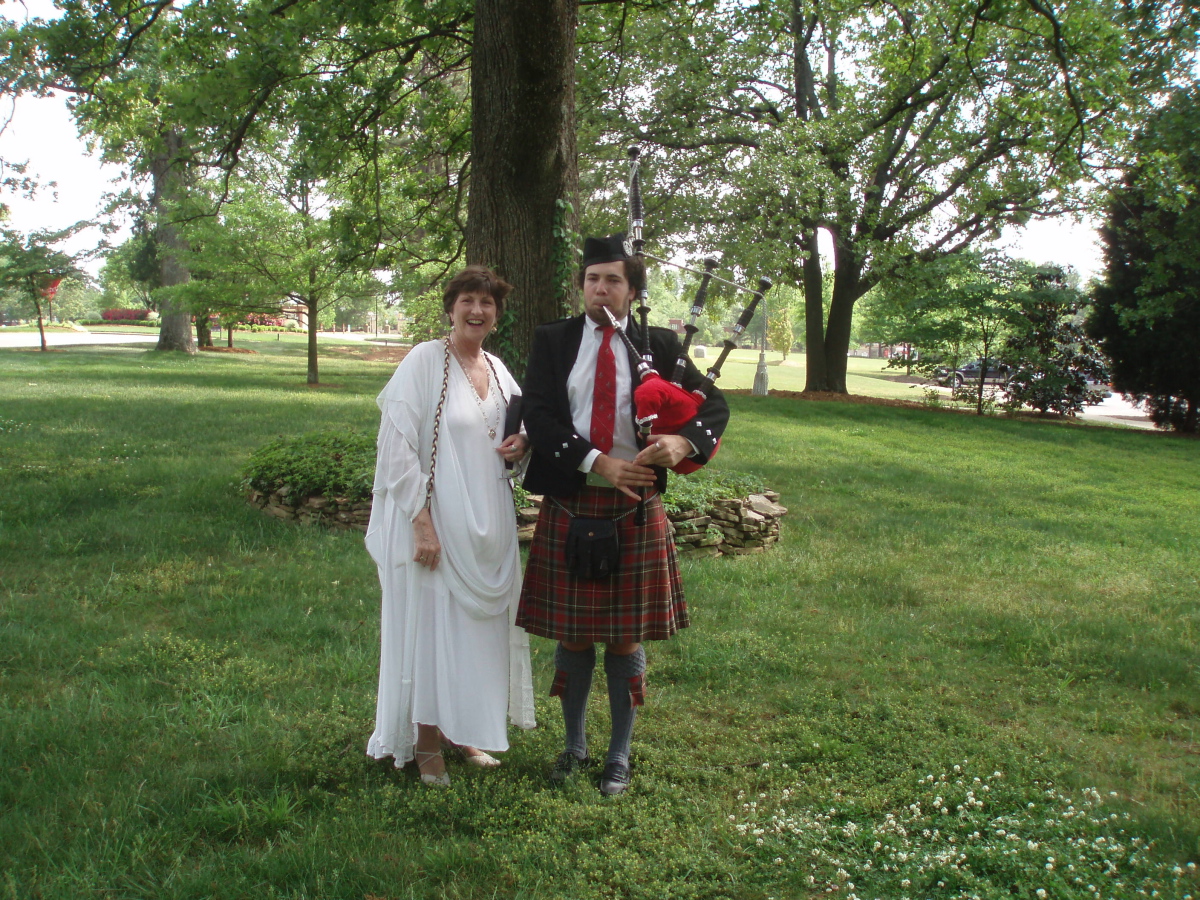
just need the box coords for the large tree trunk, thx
[28,280,48,352]
[195,313,213,348]
[468,0,578,375]
[150,132,196,353]
[822,244,863,393]
[800,229,827,391]
[307,305,319,385]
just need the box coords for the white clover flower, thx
[1036,890,1046,898]
[728,814,736,822]
[900,879,911,888]
[756,838,764,846]
[954,765,961,773]
[774,857,783,865]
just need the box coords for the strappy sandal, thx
[414,749,450,786]
[442,738,501,769]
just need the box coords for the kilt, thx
[517,486,688,643]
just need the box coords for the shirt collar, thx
[586,312,630,334]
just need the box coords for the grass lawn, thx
[700,349,932,401]
[1,336,1197,900]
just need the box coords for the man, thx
[517,234,729,795]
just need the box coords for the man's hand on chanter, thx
[633,433,693,470]
[591,454,656,501]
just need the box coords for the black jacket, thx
[521,314,730,497]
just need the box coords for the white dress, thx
[365,340,536,767]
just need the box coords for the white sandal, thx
[458,747,501,769]
[414,749,450,786]
[444,740,501,769]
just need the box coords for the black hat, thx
[582,233,633,269]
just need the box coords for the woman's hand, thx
[497,433,529,464]
[413,508,442,570]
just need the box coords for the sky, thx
[0,62,1106,284]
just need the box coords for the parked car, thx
[935,358,1012,388]
[1085,377,1113,398]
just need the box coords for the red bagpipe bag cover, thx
[632,373,721,475]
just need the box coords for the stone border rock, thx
[247,488,372,532]
[516,490,786,557]
[250,487,788,556]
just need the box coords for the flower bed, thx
[244,431,786,552]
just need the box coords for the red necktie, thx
[590,325,616,453]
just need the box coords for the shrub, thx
[244,313,287,327]
[661,466,766,515]
[101,308,150,321]
[243,431,766,517]
[242,431,376,501]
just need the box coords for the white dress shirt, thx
[567,314,639,470]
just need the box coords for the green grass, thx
[708,349,930,401]
[1,337,1198,899]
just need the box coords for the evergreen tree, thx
[1087,89,1200,433]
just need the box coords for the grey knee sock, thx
[552,644,595,759]
[604,647,646,768]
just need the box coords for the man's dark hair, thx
[577,256,646,295]
[442,265,514,316]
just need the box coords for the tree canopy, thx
[1087,87,1200,433]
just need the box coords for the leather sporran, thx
[564,517,621,579]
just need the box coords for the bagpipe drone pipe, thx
[619,145,773,475]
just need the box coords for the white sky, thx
[0,64,1105,284]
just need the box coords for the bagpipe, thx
[613,144,773,475]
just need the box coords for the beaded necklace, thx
[448,335,503,440]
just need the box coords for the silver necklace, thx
[448,336,502,439]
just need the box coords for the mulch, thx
[200,346,257,354]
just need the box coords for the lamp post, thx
[752,286,769,396]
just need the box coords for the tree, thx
[4,0,580,371]
[579,0,1200,392]
[766,288,795,360]
[468,0,578,370]
[1087,88,1200,433]
[0,227,85,351]
[177,144,385,383]
[1003,268,1108,416]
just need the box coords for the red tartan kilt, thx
[517,487,688,643]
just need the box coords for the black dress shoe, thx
[550,751,592,782]
[599,761,631,795]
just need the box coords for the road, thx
[0,330,159,349]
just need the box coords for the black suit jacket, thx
[522,314,730,497]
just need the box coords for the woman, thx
[365,266,536,785]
